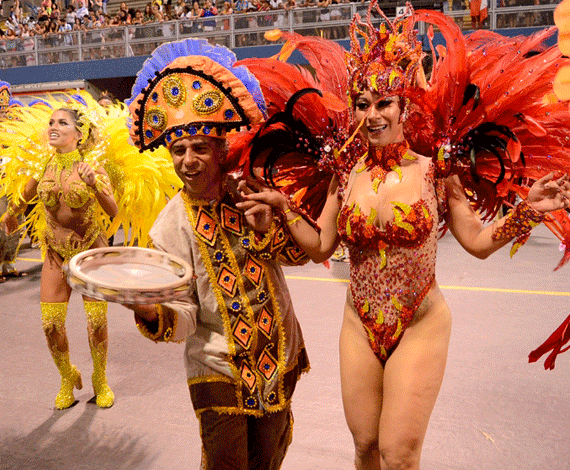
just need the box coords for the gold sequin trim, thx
[162,74,187,108]
[193,90,224,116]
[145,106,168,131]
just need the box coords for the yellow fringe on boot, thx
[84,300,114,408]
[41,302,83,410]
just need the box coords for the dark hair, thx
[98,91,117,104]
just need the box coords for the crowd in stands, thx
[0,0,558,67]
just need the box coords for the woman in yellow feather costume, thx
[0,92,181,409]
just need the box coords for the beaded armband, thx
[94,173,112,196]
[492,201,545,256]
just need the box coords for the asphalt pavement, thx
[1,225,569,470]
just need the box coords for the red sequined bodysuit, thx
[337,157,439,365]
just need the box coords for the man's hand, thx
[236,178,286,232]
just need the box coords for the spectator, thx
[317,0,331,38]
[220,1,233,30]
[76,1,89,19]
[0,29,6,54]
[174,0,185,17]
[9,6,19,28]
[152,2,164,21]
[329,0,344,38]
[143,2,156,22]
[258,0,274,26]
[201,0,217,31]
[65,5,77,27]
[44,0,53,16]
[283,0,297,11]
[163,1,174,18]
[4,28,19,67]
[189,1,203,32]
[58,18,74,62]
[130,7,144,52]
[13,0,22,23]
[470,0,488,28]
[118,2,129,22]
[153,0,164,13]
[51,2,61,20]
[300,0,317,24]
[37,3,50,22]
[73,16,85,32]
[20,23,36,66]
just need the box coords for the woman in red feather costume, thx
[237,2,570,467]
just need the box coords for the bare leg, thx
[378,294,452,470]
[340,297,383,470]
[340,289,452,470]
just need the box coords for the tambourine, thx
[66,246,193,304]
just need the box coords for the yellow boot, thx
[41,302,83,410]
[84,300,114,408]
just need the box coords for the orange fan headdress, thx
[345,1,425,106]
[127,39,267,151]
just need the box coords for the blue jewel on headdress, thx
[145,130,153,138]
[192,80,201,90]
[204,97,214,108]
[203,126,210,135]
[166,134,172,142]
[224,109,234,120]
[151,92,159,102]
[172,87,180,96]
[175,129,183,137]
[189,126,197,135]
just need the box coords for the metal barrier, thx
[0,2,557,70]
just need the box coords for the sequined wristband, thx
[492,201,545,256]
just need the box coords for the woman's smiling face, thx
[353,90,404,148]
[47,109,82,153]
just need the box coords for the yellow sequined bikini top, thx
[37,150,92,209]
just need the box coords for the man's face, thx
[170,136,224,200]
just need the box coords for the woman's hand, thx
[236,178,281,232]
[77,162,96,188]
[1,213,20,234]
[526,172,570,213]
[237,177,289,210]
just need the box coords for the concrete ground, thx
[0,225,569,470]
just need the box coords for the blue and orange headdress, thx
[0,81,23,111]
[127,39,267,151]
[345,1,426,106]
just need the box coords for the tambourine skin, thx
[65,247,194,304]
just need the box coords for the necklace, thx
[361,141,415,193]
[54,149,82,182]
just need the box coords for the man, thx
[75,0,89,20]
[124,39,310,470]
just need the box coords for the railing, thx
[0,1,557,70]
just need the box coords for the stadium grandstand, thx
[0,0,560,101]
